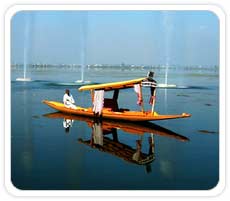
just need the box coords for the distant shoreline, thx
[11,63,219,72]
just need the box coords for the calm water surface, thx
[11,69,219,190]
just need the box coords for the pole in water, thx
[75,12,91,84]
[16,13,31,82]
[23,12,30,80]
[165,63,169,86]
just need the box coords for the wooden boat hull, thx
[43,100,191,122]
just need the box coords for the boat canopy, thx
[78,77,146,91]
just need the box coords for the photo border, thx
[5,4,226,197]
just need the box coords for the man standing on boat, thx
[63,89,77,109]
[146,71,156,82]
[139,71,157,105]
[145,71,157,105]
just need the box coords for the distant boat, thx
[43,77,191,122]
[75,80,91,84]
[157,83,177,88]
[16,77,32,82]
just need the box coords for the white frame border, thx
[5,4,226,197]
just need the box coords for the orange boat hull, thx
[43,100,191,122]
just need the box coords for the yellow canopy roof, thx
[78,77,146,91]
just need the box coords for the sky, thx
[11,10,219,66]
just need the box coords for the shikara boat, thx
[43,77,191,122]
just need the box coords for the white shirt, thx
[63,93,75,107]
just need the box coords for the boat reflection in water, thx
[80,119,155,169]
[44,112,189,173]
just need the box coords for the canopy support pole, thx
[90,89,94,103]
[113,89,119,100]
[140,85,144,112]
[151,88,156,114]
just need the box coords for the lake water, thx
[11,68,219,190]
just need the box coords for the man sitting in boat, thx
[63,89,77,109]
